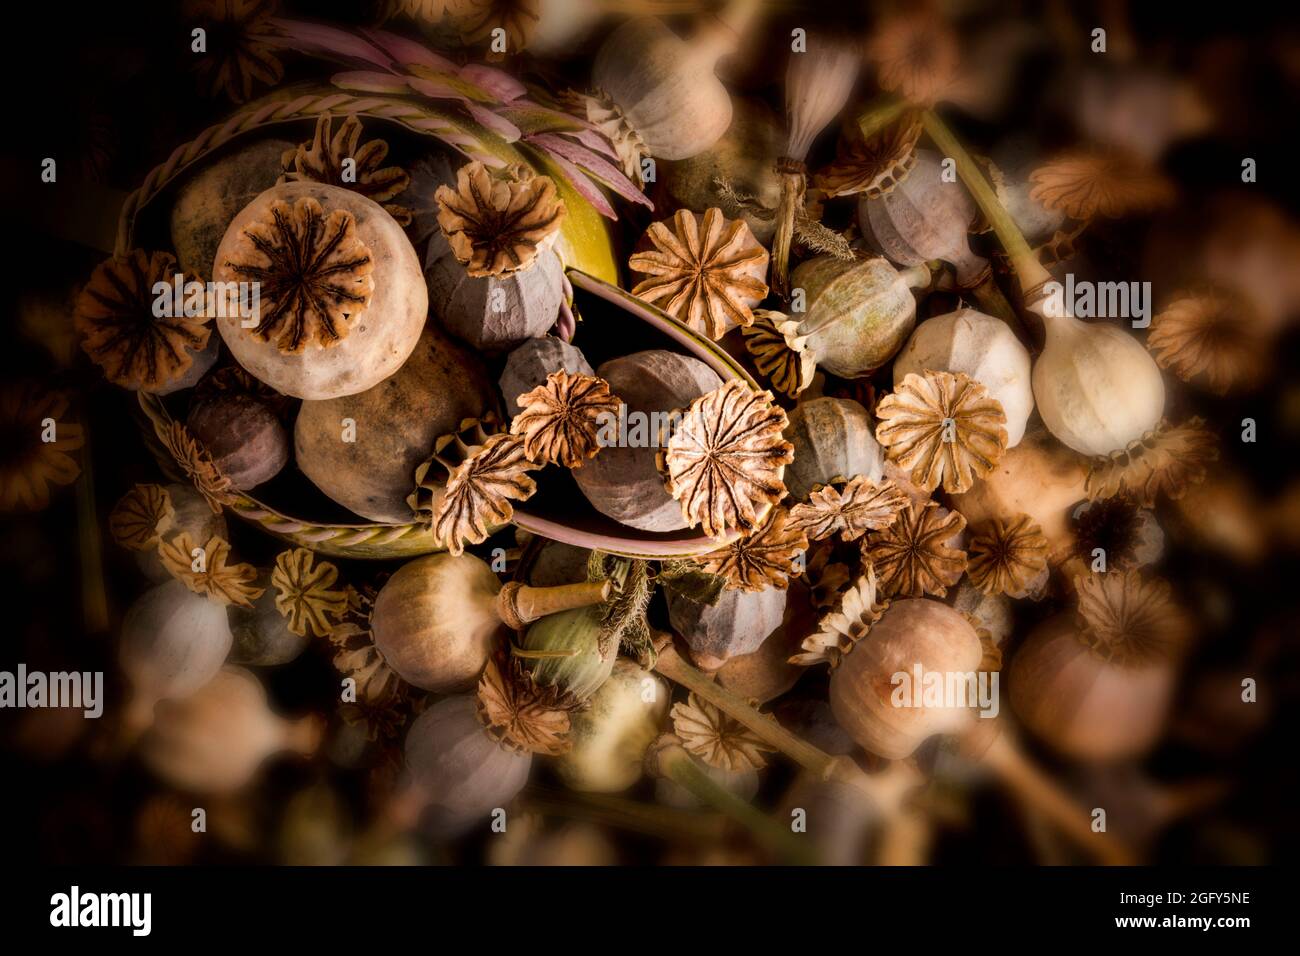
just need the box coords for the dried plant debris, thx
[436,161,565,277]
[661,380,794,538]
[221,197,374,352]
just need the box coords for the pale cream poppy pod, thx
[894,308,1034,447]
[1027,290,1166,457]
[214,181,427,400]
[592,11,743,161]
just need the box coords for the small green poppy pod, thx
[786,255,925,379]
[517,605,619,702]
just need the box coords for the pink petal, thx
[268,19,393,70]
[529,133,651,209]
[459,64,527,103]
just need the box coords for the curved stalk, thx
[920,111,1053,296]
[648,736,818,865]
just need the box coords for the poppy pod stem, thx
[770,160,806,298]
[920,111,1053,296]
[646,734,820,865]
[496,579,613,630]
[652,635,867,789]
[962,722,1138,865]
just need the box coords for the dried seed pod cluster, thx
[56,2,1288,869]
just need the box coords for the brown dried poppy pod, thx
[859,149,988,287]
[657,98,785,243]
[227,571,310,667]
[293,324,493,523]
[1009,573,1190,762]
[140,666,323,795]
[403,694,533,838]
[829,599,983,760]
[947,426,1088,566]
[1009,614,1178,761]
[425,232,566,354]
[716,579,817,703]
[783,397,884,501]
[589,0,758,162]
[667,585,787,670]
[572,350,722,531]
[213,181,427,400]
[371,552,611,693]
[787,255,926,380]
[136,483,228,583]
[119,579,233,734]
[186,393,288,491]
[498,336,594,416]
[169,138,293,280]
[893,308,1034,447]
[553,660,670,793]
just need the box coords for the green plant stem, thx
[653,640,834,775]
[856,97,908,141]
[654,740,818,865]
[920,111,1052,295]
[969,271,1035,348]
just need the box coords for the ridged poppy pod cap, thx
[213,182,427,400]
[893,308,1034,447]
[572,349,722,532]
